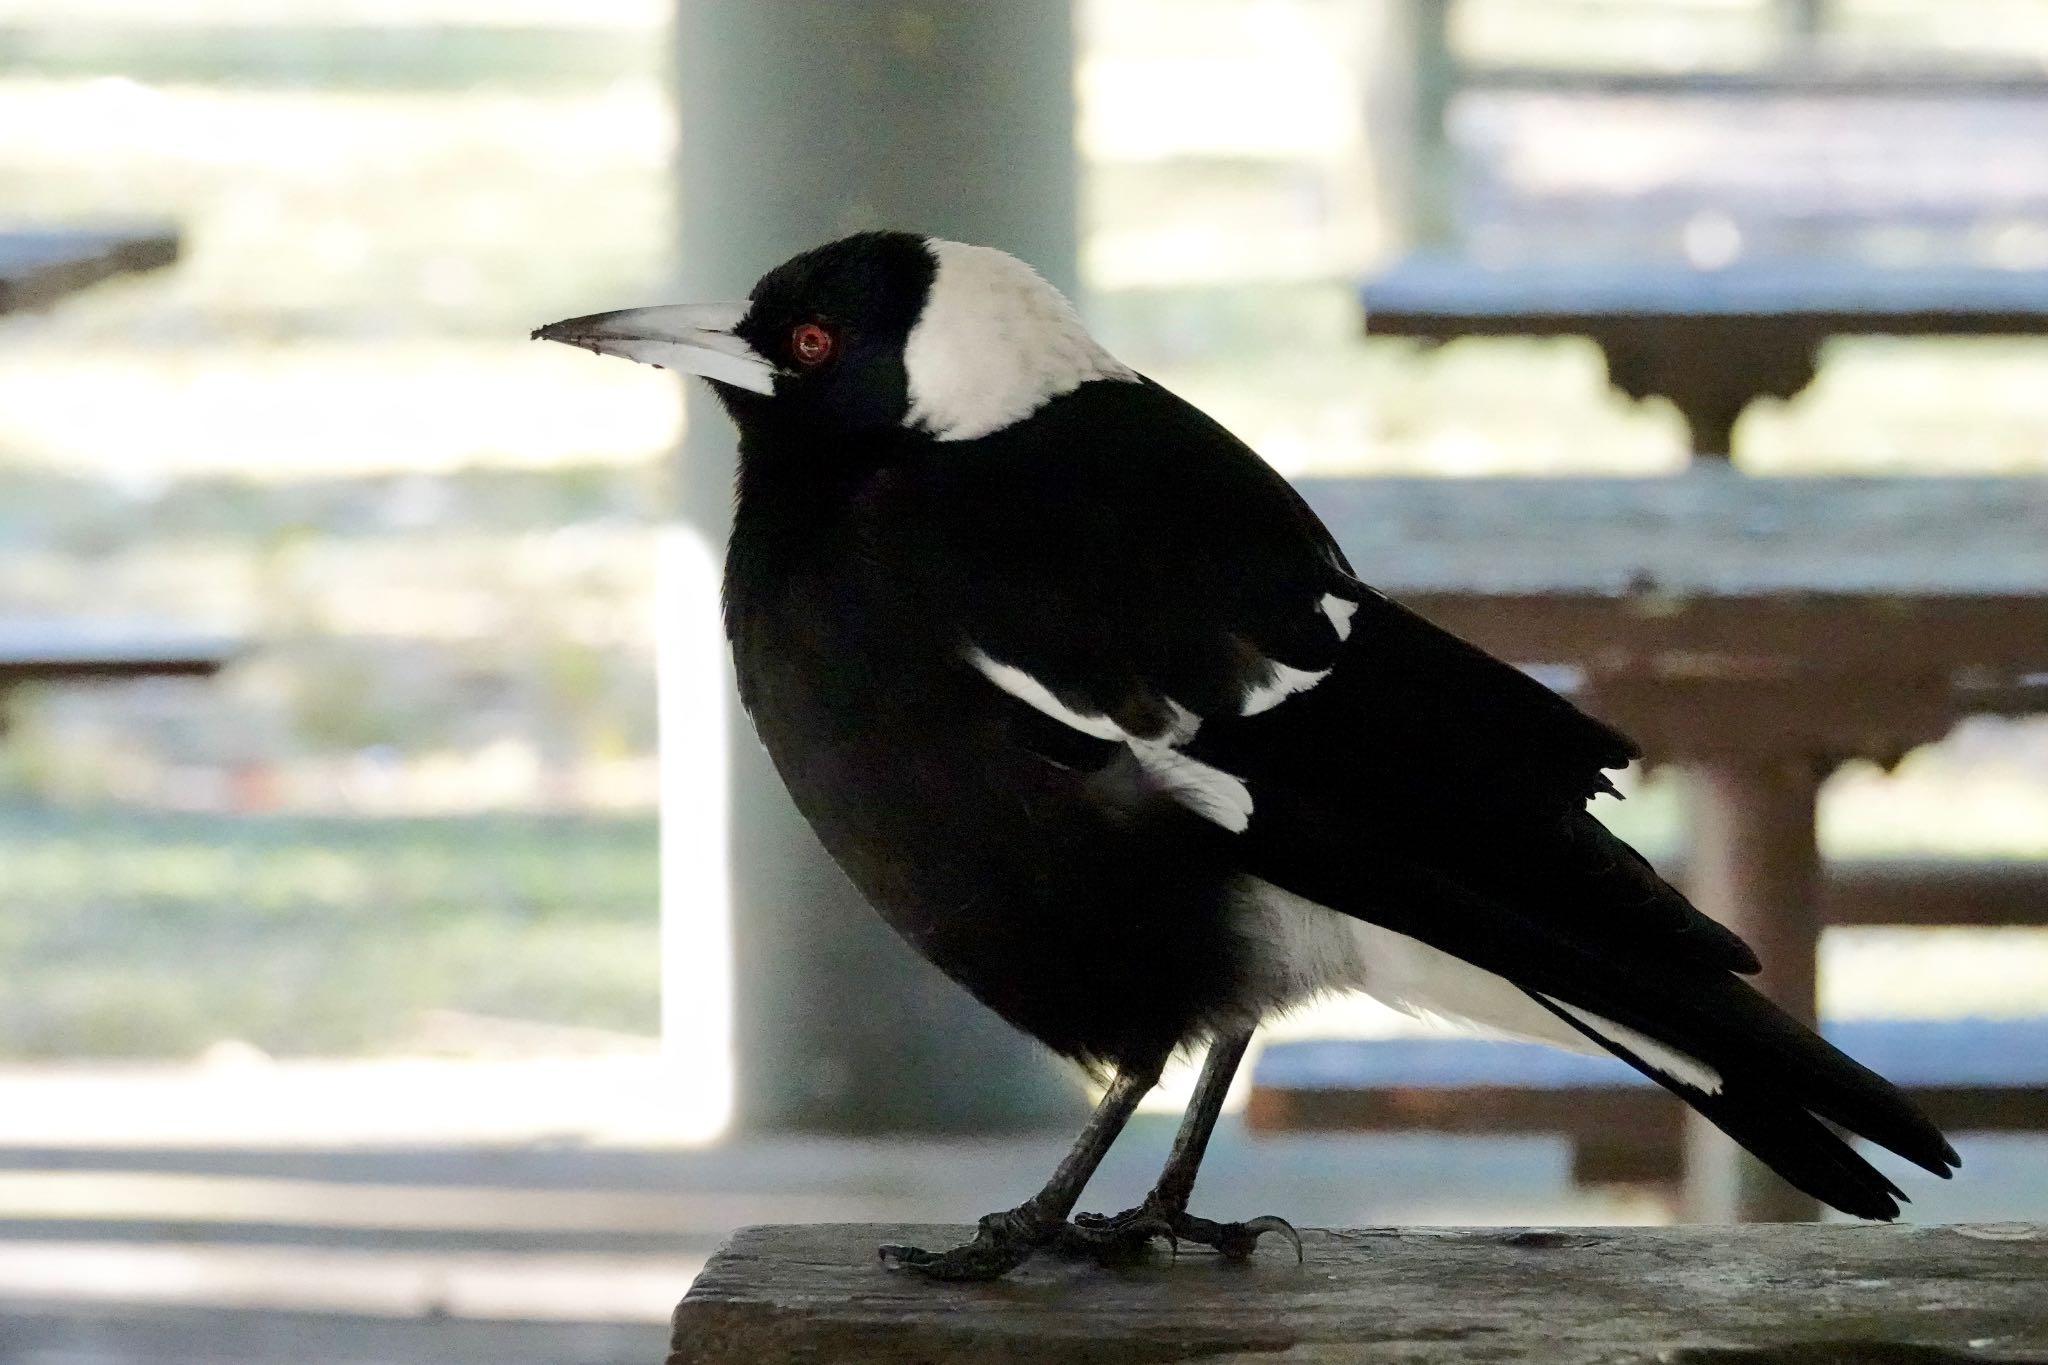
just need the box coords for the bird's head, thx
[532,231,1134,442]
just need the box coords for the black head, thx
[723,231,936,432]
[533,231,1136,443]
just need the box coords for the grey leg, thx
[1153,1028,1253,1209]
[1075,1030,1303,1262]
[878,1052,1164,1280]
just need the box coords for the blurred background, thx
[2,0,2047,1360]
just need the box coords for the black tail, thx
[1251,828,1959,1220]
[1531,978,1958,1219]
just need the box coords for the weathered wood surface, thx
[670,1222,2048,1364]
[0,225,179,315]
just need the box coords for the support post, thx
[1681,757,1826,1222]
[668,0,1085,1133]
[1370,0,1457,249]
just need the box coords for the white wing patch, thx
[965,650,1124,741]
[1127,744,1253,833]
[966,646,1250,833]
[904,240,1139,442]
[1320,593,1358,641]
[1237,592,1359,717]
[1240,659,1331,716]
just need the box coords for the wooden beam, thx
[1396,593,2048,675]
[1817,858,2048,928]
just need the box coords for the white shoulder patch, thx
[904,240,1138,442]
[965,646,1250,833]
[1320,593,1358,641]
[964,648,1124,741]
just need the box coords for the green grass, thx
[0,803,659,1058]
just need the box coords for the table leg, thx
[1680,756,1825,1223]
[1596,322,1819,463]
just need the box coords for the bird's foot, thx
[1065,1191,1304,1264]
[878,1205,1067,1281]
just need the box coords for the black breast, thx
[723,444,1252,1072]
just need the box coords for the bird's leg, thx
[1071,1029,1303,1263]
[877,1051,1163,1281]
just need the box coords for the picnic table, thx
[0,225,179,317]
[0,618,237,732]
[1288,474,2048,1221]
[0,231,230,713]
[1361,255,2048,459]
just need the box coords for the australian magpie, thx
[535,231,1958,1280]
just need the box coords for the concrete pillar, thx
[669,0,1085,1133]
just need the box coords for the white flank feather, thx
[1236,879,1723,1095]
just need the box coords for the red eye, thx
[790,322,835,366]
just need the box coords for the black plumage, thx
[535,230,1957,1277]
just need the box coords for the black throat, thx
[722,414,923,641]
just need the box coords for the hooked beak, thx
[530,301,777,395]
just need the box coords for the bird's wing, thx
[909,378,1733,969]
[908,377,1955,1211]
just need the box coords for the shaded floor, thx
[1,1116,2042,1365]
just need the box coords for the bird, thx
[534,231,1958,1281]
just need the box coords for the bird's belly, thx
[739,639,1258,1069]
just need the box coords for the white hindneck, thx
[902,239,1138,442]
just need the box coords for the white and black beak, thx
[531,302,777,395]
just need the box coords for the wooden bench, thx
[0,618,239,737]
[1292,474,2048,1221]
[0,225,179,316]
[1360,255,2048,461]
[1248,1017,2048,1189]
[668,1222,2048,1364]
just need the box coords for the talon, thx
[875,1208,1061,1281]
[1235,1214,1304,1263]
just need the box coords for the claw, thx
[1234,1214,1304,1263]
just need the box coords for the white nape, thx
[904,239,1138,442]
[965,646,1251,833]
[1237,879,1724,1095]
